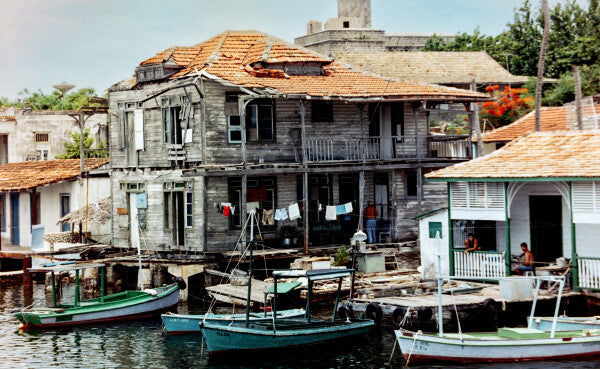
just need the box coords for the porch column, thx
[447,182,454,276]
[569,182,579,290]
[504,182,511,276]
[390,169,396,240]
[299,101,309,254]
[413,103,421,159]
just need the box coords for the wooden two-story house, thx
[108,30,488,252]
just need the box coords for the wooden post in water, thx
[22,257,32,287]
[74,269,80,307]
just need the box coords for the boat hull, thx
[528,316,600,331]
[201,319,374,354]
[395,329,600,363]
[16,285,180,330]
[161,309,305,335]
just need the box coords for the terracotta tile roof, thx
[0,159,108,192]
[479,104,600,142]
[480,107,568,142]
[0,108,16,122]
[334,51,530,85]
[427,131,600,180]
[137,30,488,101]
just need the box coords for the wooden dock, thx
[206,279,272,307]
[347,283,584,332]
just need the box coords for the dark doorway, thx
[529,195,562,262]
[10,193,19,245]
[474,220,497,251]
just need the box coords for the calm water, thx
[1,283,600,369]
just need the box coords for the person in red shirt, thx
[363,201,378,244]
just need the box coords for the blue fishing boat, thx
[161,309,305,334]
[200,268,375,354]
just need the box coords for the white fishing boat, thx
[394,235,600,364]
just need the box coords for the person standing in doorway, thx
[363,201,378,244]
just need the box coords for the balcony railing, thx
[578,256,600,290]
[454,250,506,279]
[303,135,470,163]
[82,148,110,172]
[428,135,470,159]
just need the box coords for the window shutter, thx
[573,181,596,212]
[117,110,125,149]
[450,182,468,208]
[134,109,144,151]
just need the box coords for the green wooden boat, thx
[15,263,183,330]
[200,268,374,354]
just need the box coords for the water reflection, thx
[1,282,600,368]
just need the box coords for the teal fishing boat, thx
[15,263,183,330]
[200,268,374,354]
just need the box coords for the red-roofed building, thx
[415,131,600,289]
[0,159,110,247]
[108,30,490,253]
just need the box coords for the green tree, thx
[56,129,106,159]
[0,87,98,110]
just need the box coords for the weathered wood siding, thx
[111,170,205,250]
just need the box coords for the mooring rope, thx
[404,330,422,367]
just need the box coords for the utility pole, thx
[573,65,584,130]
[535,0,550,132]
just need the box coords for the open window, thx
[228,177,276,229]
[311,101,333,122]
[162,98,183,145]
[164,181,193,247]
[246,101,275,142]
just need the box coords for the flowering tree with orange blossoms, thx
[480,85,534,128]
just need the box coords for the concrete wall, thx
[418,209,449,279]
[0,111,106,163]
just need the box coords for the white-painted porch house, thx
[417,131,600,290]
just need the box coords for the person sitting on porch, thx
[464,233,481,253]
[513,242,535,275]
[363,201,378,244]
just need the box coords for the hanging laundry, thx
[247,201,260,214]
[344,202,353,213]
[336,204,347,215]
[274,208,288,221]
[246,188,267,202]
[289,203,300,220]
[262,209,275,225]
[325,206,337,220]
[220,202,232,216]
[230,206,235,215]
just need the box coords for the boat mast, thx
[130,195,143,291]
[436,232,444,337]
[245,210,255,327]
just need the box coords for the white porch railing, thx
[578,257,600,289]
[454,251,506,278]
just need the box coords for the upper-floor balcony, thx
[303,134,470,163]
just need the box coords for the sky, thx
[0,0,581,99]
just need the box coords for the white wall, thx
[10,177,110,247]
[576,223,600,258]
[507,182,571,258]
[418,209,449,279]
